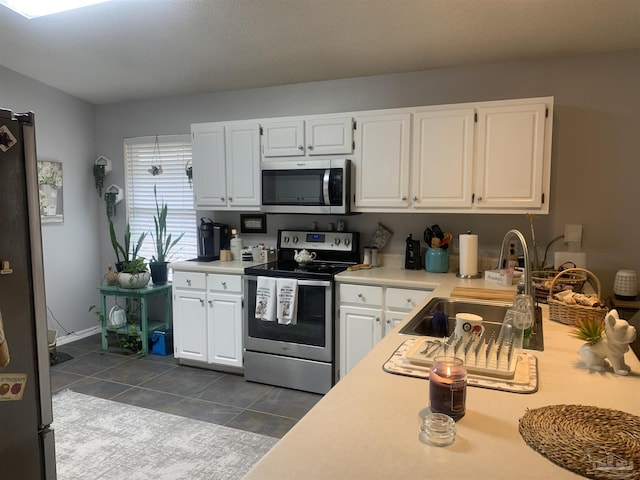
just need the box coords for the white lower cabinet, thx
[338,283,432,378]
[173,270,244,369]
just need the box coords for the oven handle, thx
[322,169,331,206]
[245,275,330,288]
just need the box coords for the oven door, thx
[244,275,333,362]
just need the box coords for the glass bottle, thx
[429,356,467,421]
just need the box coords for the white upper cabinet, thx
[411,108,475,209]
[474,102,548,211]
[352,112,411,209]
[225,123,261,208]
[262,116,353,158]
[191,123,227,208]
[352,97,553,214]
[191,121,261,210]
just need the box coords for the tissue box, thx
[484,269,513,287]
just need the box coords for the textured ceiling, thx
[0,0,638,104]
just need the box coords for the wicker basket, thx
[532,263,587,304]
[547,268,607,325]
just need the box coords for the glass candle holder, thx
[429,356,467,421]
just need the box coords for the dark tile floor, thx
[50,334,322,439]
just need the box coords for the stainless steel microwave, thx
[261,158,351,214]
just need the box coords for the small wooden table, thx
[608,295,640,320]
[99,283,172,356]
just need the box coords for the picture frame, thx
[37,160,64,224]
[240,214,267,234]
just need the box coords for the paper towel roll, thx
[459,234,478,277]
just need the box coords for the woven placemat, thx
[519,405,640,479]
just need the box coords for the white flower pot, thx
[117,272,150,289]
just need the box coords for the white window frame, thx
[123,135,196,264]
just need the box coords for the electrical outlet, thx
[564,224,582,244]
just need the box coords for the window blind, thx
[123,135,196,263]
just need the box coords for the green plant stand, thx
[98,283,172,356]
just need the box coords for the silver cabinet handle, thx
[199,299,204,305]
[221,281,227,288]
[401,196,407,201]
[406,298,412,303]
[228,197,233,202]
[357,293,363,298]
[477,196,483,202]
[307,145,313,150]
[187,279,192,286]
[208,300,213,306]
[298,145,304,150]
[412,196,417,202]
[376,317,380,322]
[386,319,391,324]
[220,196,225,201]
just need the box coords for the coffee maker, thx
[404,234,422,270]
[198,218,230,261]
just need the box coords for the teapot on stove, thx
[294,249,316,264]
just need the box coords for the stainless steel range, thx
[244,229,360,394]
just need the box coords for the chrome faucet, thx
[497,229,532,297]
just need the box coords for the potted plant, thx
[109,220,149,288]
[149,184,184,285]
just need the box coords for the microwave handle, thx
[323,169,331,206]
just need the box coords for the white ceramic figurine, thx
[578,309,637,375]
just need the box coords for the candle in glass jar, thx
[429,356,467,421]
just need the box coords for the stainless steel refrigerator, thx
[0,109,56,478]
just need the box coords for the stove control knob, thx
[292,236,299,244]
[283,236,290,244]
[335,238,341,245]
[344,238,350,247]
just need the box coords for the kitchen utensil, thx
[294,249,316,264]
[424,227,434,247]
[431,224,445,240]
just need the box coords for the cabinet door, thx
[339,305,382,378]
[173,290,208,362]
[306,117,353,155]
[191,123,227,207]
[353,113,411,209]
[262,120,305,157]
[383,312,406,337]
[225,122,261,208]
[412,109,474,209]
[207,293,243,368]
[475,102,547,210]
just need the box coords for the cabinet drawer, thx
[172,271,206,290]
[339,284,383,307]
[385,288,431,311]
[208,274,242,293]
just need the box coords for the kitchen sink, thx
[398,297,544,351]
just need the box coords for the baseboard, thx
[55,326,101,346]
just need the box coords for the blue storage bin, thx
[150,329,173,356]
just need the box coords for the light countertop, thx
[169,259,263,275]
[245,272,640,480]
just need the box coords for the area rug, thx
[52,390,278,480]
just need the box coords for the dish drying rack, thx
[405,331,521,379]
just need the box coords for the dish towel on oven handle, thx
[255,276,276,321]
[277,278,298,325]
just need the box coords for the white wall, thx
[0,65,101,339]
